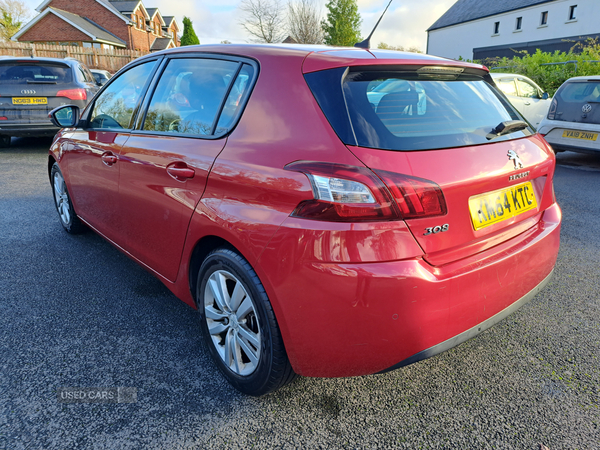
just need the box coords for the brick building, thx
[13,0,180,52]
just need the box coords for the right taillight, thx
[374,169,447,219]
[285,161,446,222]
[547,97,557,120]
[56,88,87,101]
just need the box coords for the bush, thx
[483,38,600,96]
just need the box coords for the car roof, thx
[142,43,486,73]
[0,56,78,67]
[561,75,600,82]
[490,73,528,78]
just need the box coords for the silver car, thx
[537,75,600,154]
[491,73,551,128]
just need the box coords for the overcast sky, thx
[22,0,457,51]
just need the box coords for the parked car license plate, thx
[468,182,537,230]
[562,130,598,141]
[12,97,48,105]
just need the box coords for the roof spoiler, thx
[354,0,393,49]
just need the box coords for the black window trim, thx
[132,52,260,141]
[82,56,164,132]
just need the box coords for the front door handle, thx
[101,152,118,166]
[524,101,531,106]
[167,163,195,181]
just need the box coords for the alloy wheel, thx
[53,171,71,226]
[203,269,261,376]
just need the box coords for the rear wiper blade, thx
[486,120,528,140]
[26,80,57,84]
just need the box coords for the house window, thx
[515,17,522,31]
[540,11,548,25]
[568,5,577,20]
[493,21,500,35]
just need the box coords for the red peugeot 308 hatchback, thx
[48,44,561,395]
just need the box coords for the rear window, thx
[0,63,72,84]
[557,81,600,103]
[552,80,600,123]
[306,67,531,151]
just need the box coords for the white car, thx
[537,75,600,154]
[490,73,551,128]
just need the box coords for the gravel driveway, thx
[1,138,599,449]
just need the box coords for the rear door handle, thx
[524,101,531,106]
[167,163,195,181]
[101,152,118,166]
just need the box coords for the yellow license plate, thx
[562,130,598,141]
[469,182,537,231]
[12,97,47,105]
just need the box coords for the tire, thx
[196,248,296,396]
[50,162,85,234]
[0,135,10,148]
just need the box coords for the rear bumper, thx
[0,122,59,137]
[546,141,600,155]
[260,203,561,377]
[379,268,553,373]
[539,123,600,154]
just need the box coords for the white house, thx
[427,0,600,60]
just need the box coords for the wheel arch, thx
[48,154,57,181]
[188,235,235,306]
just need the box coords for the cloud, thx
[154,0,456,47]
[358,0,456,50]
[21,0,457,49]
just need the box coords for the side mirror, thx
[541,92,549,100]
[49,105,80,128]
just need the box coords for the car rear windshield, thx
[553,80,600,124]
[0,63,72,84]
[305,67,531,151]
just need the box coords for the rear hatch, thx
[548,78,600,124]
[0,61,74,124]
[304,59,555,265]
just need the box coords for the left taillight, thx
[547,97,557,120]
[285,161,446,222]
[56,88,87,101]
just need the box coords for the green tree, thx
[484,39,600,96]
[321,0,361,47]
[180,16,200,46]
[0,0,31,41]
[377,42,422,53]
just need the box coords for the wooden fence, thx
[0,42,149,73]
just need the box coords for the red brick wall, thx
[152,16,161,36]
[17,0,177,50]
[130,28,150,51]
[44,0,130,45]
[19,13,90,42]
[169,25,179,46]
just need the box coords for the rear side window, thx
[0,63,72,84]
[516,78,539,98]
[495,78,518,96]
[143,58,248,136]
[89,60,157,129]
[306,68,529,151]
